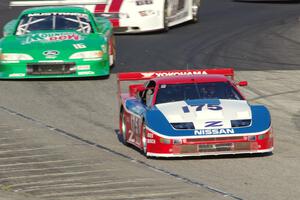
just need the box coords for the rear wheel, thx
[120,110,128,145]
[109,36,116,67]
[163,1,169,32]
[192,0,200,23]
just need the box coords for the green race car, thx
[0,6,115,79]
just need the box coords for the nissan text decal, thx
[194,128,235,136]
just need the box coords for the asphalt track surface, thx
[0,0,300,200]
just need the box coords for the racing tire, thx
[192,0,200,23]
[109,36,116,68]
[163,1,169,32]
[141,122,148,157]
[120,109,128,145]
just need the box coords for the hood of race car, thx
[0,31,106,60]
[145,99,271,138]
[155,99,251,129]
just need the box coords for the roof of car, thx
[153,74,231,85]
[21,6,90,15]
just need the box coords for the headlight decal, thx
[0,53,33,61]
[69,51,103,59]
[136,0,153,6]
[231,119,252,128]
[171,122,195,130]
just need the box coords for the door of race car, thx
[165,0,190,26]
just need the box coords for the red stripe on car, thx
[95,4,106,13]
[109,0,124,12]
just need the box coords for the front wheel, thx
[141,123,148,156]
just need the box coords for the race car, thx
[10,0,201,33]
[0,6,115,79]
[118,68,273,157]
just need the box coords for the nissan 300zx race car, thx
[0,6,115,79]
[10,0,201,33]
[118,68,274,157]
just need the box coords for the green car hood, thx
[0,31,107,60]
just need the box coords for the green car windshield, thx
[16,12,93,35]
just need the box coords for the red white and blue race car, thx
[10,0,201,33]
[118,68,274,157]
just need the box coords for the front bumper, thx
[145,128,274,158]
[0,58,110,79]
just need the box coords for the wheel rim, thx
[163,2,168,29]
[192,1,199,22]
[121,113,127,143]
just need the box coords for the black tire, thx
[109,36,116,68]
[120,110,128,145]
[141,123,148,156]
[192,0,200,23]
[163,1,169,32]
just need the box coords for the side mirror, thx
[129,84,145,97]
[237,81,248,87]
[3,19,18,37]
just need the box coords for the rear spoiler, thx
[117,68,234,81]
[10,0,107,7]
[117,68,235,97]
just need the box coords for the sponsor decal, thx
[9,73,25,77]
[141,71,208,78]
[136,0,153,6]
[205,121,223,128]
[194,129,235,136]
[43,50,60,59]
[141,72,155,78]
[147,133,154,138]
[147,139,156,144]
[25,32,81,44]
[43,50,59,56]
[101,45,107,53]
[77,65,90,70]
[28,13,88,18]
[160,138,171,144]
[78,71,95,75]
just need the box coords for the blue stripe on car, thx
[146,104,271,137]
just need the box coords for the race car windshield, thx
[155,82,243,104]
[16,13,92,35]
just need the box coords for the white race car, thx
[10,0,201,33]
